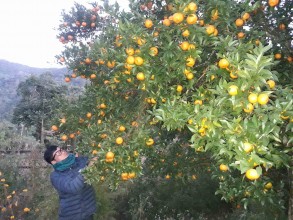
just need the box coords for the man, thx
[44,145,97,220]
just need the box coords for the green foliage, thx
[53,0,292,216]
[12,73,68,140]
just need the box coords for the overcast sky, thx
[0,0,129,68]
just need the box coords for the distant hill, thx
[0,59,74,120]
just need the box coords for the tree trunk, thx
[40,118,44,144]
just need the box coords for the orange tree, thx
[53,0,292,214]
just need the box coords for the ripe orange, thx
[219,164,228,172]
[64,77,71,83]
[144,19,153,28]
[186,14,198,25]
[86,112,92,118]
[126,56,135,65]
[163,18,171,26]
[242,12,250,21]
[100,103,107,109]
[243,103,254,113]
[268,0,279,7]
[125,47,135,56]
[90,74,96,79]
[237,32,245,39]
[188,2,197,11]
[245,168,260,180]
[69,133,75,139]
[248,93,258,104]
[194,100,203,105]
[199,19,205,26]
[134,56,144,65]
[235,18,244,27]
[206,25,215,35]
[121,173,128,181]
[186,72,194,80]
[146,138,154,146]
[257,93,269,105]
[228,85,238,96]
[61,135,68,141]
[180,41,190,51]
[279,23,286,30]
[265,182,273,189]
[85,58,91,64]
[267,80,276,89]
[118,125,126,132]
[116,137,124,145]
[243,142,253,153]
[173,12,184,24]
[186,57,196,67]
[182,29,190,37]
[176,85,183,92]
[218,58,229,69]
[274,53,281,59]
[81,22,87,27]
[136,72,145,81]
[106,151,114,160]
[149,47,158,56]
[51,125,58,131]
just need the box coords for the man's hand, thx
[88,157,98,167]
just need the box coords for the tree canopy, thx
[52,0,292,216]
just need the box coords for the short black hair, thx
[44,145,58,164]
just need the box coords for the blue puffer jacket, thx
[50,156,97,220]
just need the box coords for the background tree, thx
[53,0,292,218]
[12,73,68,141]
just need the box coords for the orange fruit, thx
[268,0,279,7]
[243,103,254,113]
[125,47,135,56]
[106,151,114,160]
[237,32,245,39]
[242,12,250,21]
[243,142,253,153]
[176,85,183,92]
[61,135,68,141]
[136,72,145,81]
[274,53,281,59]
[245,168,260,180]
[228,85,238,96]
[186,57,195,67]
[194,100,203,105]
[218,58,229,69]
[180,41,190,51]
[206,25,215,35]
[267,80,276,89]
[257,93,269,105]
[235,18,244,27]
[248,93,258,104]
[188,2,197,11]
[219,164,228,172]
[118,125,126,132]
[149,47,158,56]
[186,72,194,80]
[182,29,190,37]
[186,14,198,25]
[134,56,144,65]
[64,77,71,83]
[116,137,124,145]
[279,23,286,30]
[173,12,184,24]
[146,138,154,146]
[163,18,171,26]
[144,19,153,28]
[126,56,135,65]
[265,182,273,189]
[121,173,128,181]
[51,125,58,131]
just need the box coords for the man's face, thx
[51,147,69,164]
